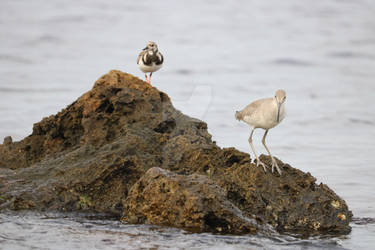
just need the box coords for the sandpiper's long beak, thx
[277,103,281,122]
[143,47,148,50]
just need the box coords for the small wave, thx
[348,118,374,125]
[0,87,71,93]
[328,51,375,60]
[175,69,192,75]
[25,35,64,46]
[45,15,86,23]
[272,58,313,67]
[0,55,32,64]
[352,217,375,225]
[351,39,375,46]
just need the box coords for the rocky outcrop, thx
[0,70,352,235]
[121,167,263,234]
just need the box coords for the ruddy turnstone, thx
[137,41,164,84]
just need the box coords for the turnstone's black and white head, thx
[137,41,164,84]
[143,41,158,52]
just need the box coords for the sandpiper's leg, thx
[149,72,153,84]
[248,128,267,172]
[262,129,282,175]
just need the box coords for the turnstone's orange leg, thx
[149,72,153,84]
[145,74,148,83]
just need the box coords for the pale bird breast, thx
[278,103,286,122]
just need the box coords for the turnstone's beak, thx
[143,47,148,50]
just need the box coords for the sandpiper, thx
[235,89,286,175]
[137,41,164,84]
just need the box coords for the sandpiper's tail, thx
[235,111,243,121]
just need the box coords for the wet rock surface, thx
[0,70,352,235]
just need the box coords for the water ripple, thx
[348,118,374,125]
[0,55,32,64]
[0,87,71,93]
[0,211,358,250]
[271,58,314,67]
[328,51,375,60]
[352,217,375,225]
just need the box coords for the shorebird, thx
[137,41,164,84]
[235,89,286,175]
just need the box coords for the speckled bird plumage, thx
[137,41,163,84]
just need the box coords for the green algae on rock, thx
[0,70,352,235]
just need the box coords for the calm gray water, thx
[1,0,375,249]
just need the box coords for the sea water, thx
[1,0,374,249]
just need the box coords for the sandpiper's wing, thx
[137,50,146,65]
[238,98,270,120]
[155,52,164,65]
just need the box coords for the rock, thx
[121,167,263,234]
[0,70,352,235]
[3,136,12,145]
[214,154,352,234]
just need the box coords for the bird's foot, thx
[271,158,282,175]
[255,159,267,173]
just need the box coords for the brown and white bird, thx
[235,89,286,175]
[137,41,164,84]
